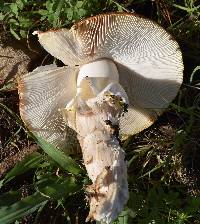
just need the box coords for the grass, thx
[0,0,200,223]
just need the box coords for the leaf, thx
[0,103,23,128]
[0,191,21,207]
[35,136,83,175]
[77,8,86,17]
[18,16,32,28]
[10,27,21,40]
[0,12,5,21]
[16,0,27,10]
[53,0,64,27]
[9,18,19,26]
[46,1,54,12]
[128,191,144,211]
[19,29,27,38]
[0,0,3,8]
[76,1,84,8]
[186,196,200,213]
[170,103,200,118]
[0,192,48,224]
[0,177,79,224]
[38,9,49,17]
[10,3,18,16]
[36,176,80,200]
[47,13,55,24]
[0,152,44,188]
[0,81,15,91]
[190,65,200,83]
[139,162,165,178]
[65,8,73,20]
[117,209,129,224]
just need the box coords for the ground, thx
[0,1,200,224]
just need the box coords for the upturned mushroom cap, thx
[31,12,183,139]
[18,12,184,224]
[18,64,79,150]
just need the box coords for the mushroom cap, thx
[19,12,183,148]
[18,64,79,151]
[35,12,183,137]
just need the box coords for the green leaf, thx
[16,0,27,10]
[10,27,21,40]
[47,13,55,24]
[0,12,5,21]
[0,152,44,188]
[35,136,83,175]
[0,191,21,207]
[117,209,129,224]
[53,0,64,27]
[190,65,200,83]
[0,192,48,224]
[36,176,80,200]
[0,177,79,224]
[65,8,73,20]
[38,9,48,16]
[186,196,200,213]
[46,1,54,12]
[0,0,3,8]
[0,103,23,127]
[19,29,27,38]
[10,3,18,16]
[76,1,83,8]
[0,81,15,91]
[139,162,165,178]
[9,18,19,26]
[18,16,32,28]
[77,8,86,17]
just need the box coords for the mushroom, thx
[18,12,183,224]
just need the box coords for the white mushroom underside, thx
[36,13,183,137]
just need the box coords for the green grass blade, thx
[117,209,129,224]
[0,152,44,188]
[139,162,166,179]
[0,177,80,224]
[0,191,21,207]
[36,176,80,200]
[0,192,48,224]
[0,103,23,126]
[170,103,200,118]
[35,136,83,175]
[190,65,200,83]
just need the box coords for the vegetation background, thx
[0,0,200,223]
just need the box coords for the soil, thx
[0,5,200,223]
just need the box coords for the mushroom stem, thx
[79,132,128,223]
[74,83,129,223]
